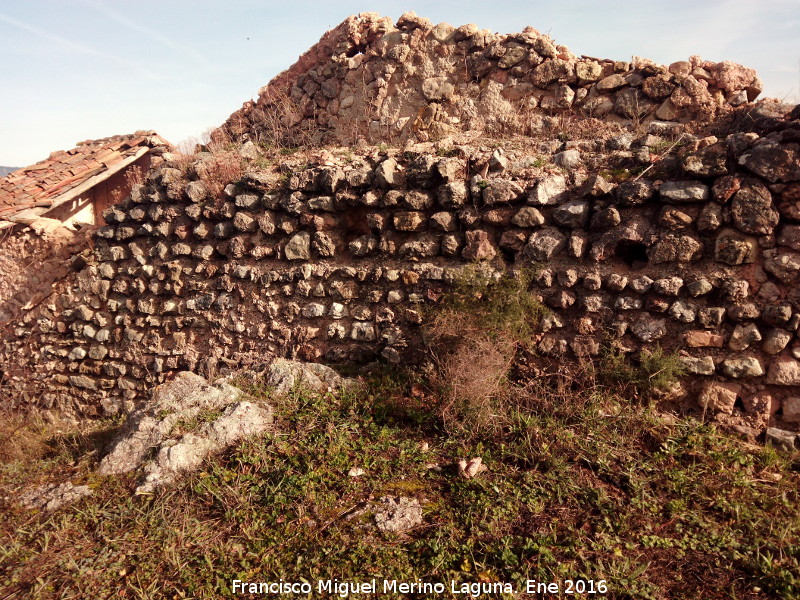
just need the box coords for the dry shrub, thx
[245,89,324,150]
[432,333,515,438]
[252,93,301,148]
[425,267,546,438]
[0,408,49,464]
[195,150,244,199]
[170,151,196,177]
[176,135,202,156]
[596,345,686,399]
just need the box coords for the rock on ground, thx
[97,370,273,495]
[98,372,246,476]
[766,427,797,452]
[19,482,92,512]
[136,401,272,494]
[374,496,424,533]
[264,357,353,395]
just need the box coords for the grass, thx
[436,147,461,158]
[0,368,798,599]
[597,345,687,399]
[599,167,641,183]
[530,156,547,168]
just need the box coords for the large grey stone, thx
[631,315,667,342]
[528,175,567,206]
[660,181,710,203]
[764,249,800,283]
[394,211,426,232]
[349,235,378,257]
[698,381,741,414]
[614,88,654,119]
[766,428,797,452]
[137,400,272,494]
[668,300,696,323]
[374,496,423,533]
[767,357,800,385]
[682,143,728,177]
[615,179,654,205]
[729,323,762,351]
[681,356,715,376]
[265,358,351,395]
[98,372,247,476]
[483,179,524,205]
[763,329,792,355]
[19,482,92,512]
[647,234,702,263]
[438,181,468,208]
[284,232,311,260]
[719,357,764,378]
[596,73,627,92]
[778,225,800,251]
[511,207,545,228]
[739,141,800,183]
[523,227,567,260]
[375,158,399,187]
[730,180,779,235]
[553,200,590,228]
[553,150,581,169]
[422,76,455,101]
[715,230,756,265]
[783,397,800,423]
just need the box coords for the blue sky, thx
[1,0,798,166]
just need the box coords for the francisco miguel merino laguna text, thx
[231,578,516,596]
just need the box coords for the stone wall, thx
[216,12,763,147]
[2,104,799,431]
[0,219,92,324]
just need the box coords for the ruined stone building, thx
[0,131,171,229]
[1,13,799,443]
[0,132,171,323]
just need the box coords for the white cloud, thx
[79,0,209,64]
[0,11,159,79]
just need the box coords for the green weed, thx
[598,345,686,397]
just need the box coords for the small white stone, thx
[458,457,487,479]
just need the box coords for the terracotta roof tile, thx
[0,131,171,219]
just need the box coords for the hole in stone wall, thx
[346,44,367,57]
[614,241,648,269]
[499,246,516,264]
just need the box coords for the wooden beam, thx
[5,207,48,224]
[45,146,149,212]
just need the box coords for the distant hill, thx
[0,166,18,177]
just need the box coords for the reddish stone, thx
[712,176,740,203]
[684,330,724,348]
[698,381,741,415]
[462,230,496,261]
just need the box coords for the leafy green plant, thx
[435,147,460,157]
[598,345,686,397]
[530,156,547,168]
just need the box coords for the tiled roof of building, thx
[0,131,170,221]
